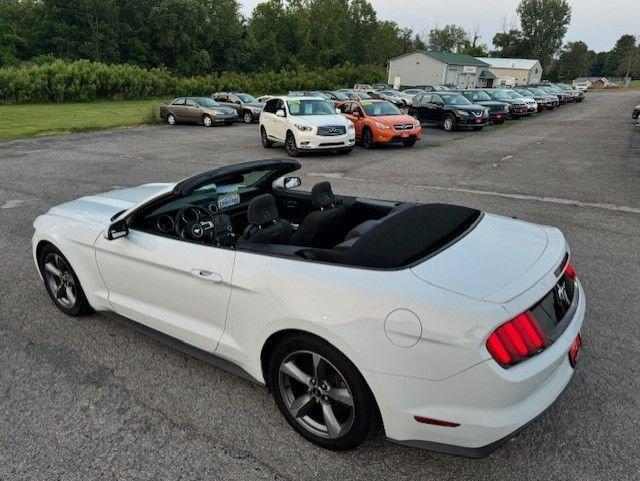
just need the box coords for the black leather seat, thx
[290,182,345,248]
[237,194,292,245]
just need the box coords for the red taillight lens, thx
[486,312,548,367]
[564,262,576,279]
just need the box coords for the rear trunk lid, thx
[411,214,567,304]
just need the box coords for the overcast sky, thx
[240,0,639,52]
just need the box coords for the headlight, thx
[295,124,313,132]
[347,123,355,130]
[375,122,390,129]
[456,110,469,116]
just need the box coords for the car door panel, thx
[94,229,235,351]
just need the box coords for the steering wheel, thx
[174,205,216,241]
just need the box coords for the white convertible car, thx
[32,159,585,457]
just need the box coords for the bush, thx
[0,59,386,104]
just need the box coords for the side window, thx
[264,99,278,114]
[172,97,185,105]
[432,95,442,104]
[339,102,351,114]
[229,95,239,104]
[185,98,197,107]
[276,99,287,115]
[422,94,432,104]
[352,105,363,116]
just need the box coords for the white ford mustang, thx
[32,159,585,456]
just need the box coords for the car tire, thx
[269,334,376,451]
[202,115,213,127]
[285,131,299,157]
[361,127,374,149]
[167,113,176,125]
[337,147,353,155]
[443,114,456,132]
[243,111,253,124]
[403,139,417,147]
[38,244,91,317]
[261,127,273,148]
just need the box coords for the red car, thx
[338,100,422,148]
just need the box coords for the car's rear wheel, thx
[285,131,299,157]
[167,113,176,125]
[261,127,273,148]
[403,139,417,147]
[243,111,253,124]
[38,244,91,317]
[202,115,213,127]
[361,127,374,149]
[443,114,456,132]
[269,335,375,451]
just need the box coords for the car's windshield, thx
[517,89,534,96]
[441,94,472,106]
[308,91,330,100]
[355,92,372,99]
[463,90,492,102]
[331,91,350,100]
[236,93,258,103]
[505,90,524,98]
[559,85,572,91]
[361,101,402,116]
[529,87,545,95]
[435,86,451,91]
[488,90,511,100]
[287,99,335,116]
[195,97,220,108]
[380,90,400,97]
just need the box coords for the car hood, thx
[411,213,567,304]
[46,183,174,228]
[454,104,487,115]
[291,115,351,127]
[475,100,507,108]
[203,106,237,116]
[370,114,418,126]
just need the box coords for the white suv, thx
[260,96,356,156]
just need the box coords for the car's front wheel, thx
[243,111,253,124]
[269,335,376,451]
[38,244,91,317]
[261,127,273,148]
[443,114,456,132]
[361,127,374,149]
[285,131,299,157]
[202,115,213,127]
[167,113,176,125]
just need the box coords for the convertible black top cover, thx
[342,204,481,269]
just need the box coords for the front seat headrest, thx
[247,194,279,226]
[311,182,336,209]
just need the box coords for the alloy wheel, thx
[362,129,373,149]
[203,115,213,127]
[43,253,77,309]
[167,114,176,125]
[285,133,298,156]
[244,112,253,123]
[278,350,355,439]
[444,116,454,131]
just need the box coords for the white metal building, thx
[387,51,492,89]
[475,58,543,86]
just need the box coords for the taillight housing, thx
[486,311,548,368]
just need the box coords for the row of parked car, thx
[157,80,585,157]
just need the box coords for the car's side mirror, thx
[235,100,241,105]
[273,176,302,190]
[105,218,129,240]
[276,109,286,117]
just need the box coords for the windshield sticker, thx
[218,193,240,209]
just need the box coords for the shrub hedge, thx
[0,60,386,104]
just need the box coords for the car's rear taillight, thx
[486,312,548,367]
[564,262,576,280]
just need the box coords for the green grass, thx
[629,80,640,89]
[0,99,165,143]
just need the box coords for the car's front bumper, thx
[373,128,422,143]
[457,116,489,127]
[211,113,238,123]
[489,112,507,123]
[295,130,356,150]
[377,280,585,457]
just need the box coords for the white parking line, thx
[306,173,640,215]
[1,199,24,209]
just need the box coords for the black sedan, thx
[409,92,489,132]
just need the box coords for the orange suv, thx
[338,99,421,148]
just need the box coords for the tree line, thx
[0,0,638,81]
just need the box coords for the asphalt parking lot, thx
[1,89,639,480]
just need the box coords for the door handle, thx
[191,269,223,283]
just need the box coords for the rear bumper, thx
[379,280,585,457]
